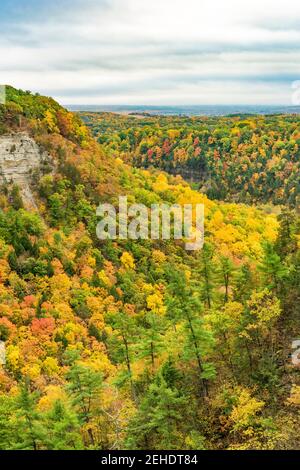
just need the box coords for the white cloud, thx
[1,0,300,104]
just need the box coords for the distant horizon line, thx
[65,103,300,116]
[65,103,298,107]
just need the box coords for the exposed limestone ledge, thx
[0,132,51,209]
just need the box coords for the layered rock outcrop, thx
[0,132,50,208]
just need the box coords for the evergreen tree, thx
[259,242,288,293]
[137,311,165,375]
[107,310,137,401]
[275,209,296,259]
[0,395,16,450]
[126,374,186,450]
[10,184,24,210]
[45,400,83,450]
[13,383,46,450]
[198,242,215,309]
[66,363,103,447]
[166,268,215,398]
[234,263,254,303]
[217,256,235,304]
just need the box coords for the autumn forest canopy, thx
[0,86,299,450]
[81,111,300,207]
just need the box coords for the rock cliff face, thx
[0,132,50,208]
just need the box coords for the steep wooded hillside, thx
[0,87,299,450]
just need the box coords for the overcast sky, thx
[1,0,300,104]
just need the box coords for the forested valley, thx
[81,111,300,207]
[0,87,299,450]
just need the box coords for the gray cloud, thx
[1,0,300,104]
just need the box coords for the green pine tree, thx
[126,374,186,450]
[45,400,84,450]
